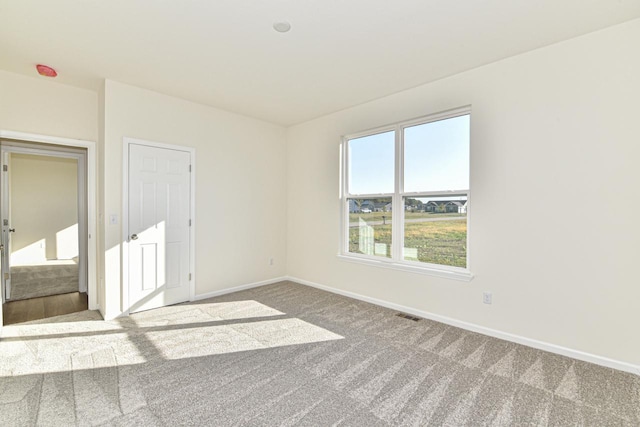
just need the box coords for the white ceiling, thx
[1,1,640,126]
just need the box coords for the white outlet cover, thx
[483,292,492,304]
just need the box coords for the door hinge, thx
[189,219,192,226]
[2,165,7,172]
[189,164,192,172]
[189,273,192,281]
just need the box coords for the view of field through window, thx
[402,196,467,267]
[348,198,393,258]
[348,197,467,267]
[346,112,469,269]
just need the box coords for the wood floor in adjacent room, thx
[2,292,88,325]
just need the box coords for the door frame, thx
[1,151,10,302]
[0,142,88,299]
[121,137,196,315]
[0,130,97,331]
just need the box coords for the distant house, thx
[360,200,375,212]
[445,201,467,214]
[424,201,440,212]
[423,199,467,213]
[373,202,388,212]
[348,199,371,213]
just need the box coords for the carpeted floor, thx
[10,261,79,300]
[1,281,638,426]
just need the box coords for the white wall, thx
[0,71,288,320]
[0,70,97,141]
[0,70,98,311]
[102,80,287,319]
[286,20,640,366]
[10,154,78,263]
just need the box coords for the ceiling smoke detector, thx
[36,64,57,77]
[273,21,291,33]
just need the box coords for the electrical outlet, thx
[483,292,492,305]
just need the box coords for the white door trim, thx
[0,130,98,326]
[0,144,88,296]
[1,151,10,303]
[122,137,196,315]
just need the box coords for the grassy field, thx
[348,219,467,268]
[348,211,464,223]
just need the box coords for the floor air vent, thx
[395,313,421,322]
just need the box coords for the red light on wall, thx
[36,64,57,77]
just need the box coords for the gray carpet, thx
[10,263,79,300]
[1,281,638,426]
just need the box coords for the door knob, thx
[8,228,15,232]
[130,234,138,240]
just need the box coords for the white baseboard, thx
[286,276,640,376]
[192,276,288,302]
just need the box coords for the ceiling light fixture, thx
[36,64,57,77]
[273,21,291,33]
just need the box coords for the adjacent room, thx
[0,1,639,425]
[0,144,89,325]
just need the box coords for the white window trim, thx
[339,106,473,281]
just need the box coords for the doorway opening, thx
[1,138,91,325]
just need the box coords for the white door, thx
[128,144,191,313]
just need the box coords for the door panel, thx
[129,144,190,313]
[166,242,182,288]
[141,243,157,291]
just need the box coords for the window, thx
[341,108,471,279]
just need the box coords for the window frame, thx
[339,106,473,281]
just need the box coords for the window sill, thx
[336,254,474,282]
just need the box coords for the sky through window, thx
[348,115,469,194]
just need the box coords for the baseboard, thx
[192,276,288,302]
[286,276,640,376]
